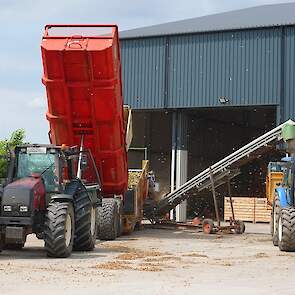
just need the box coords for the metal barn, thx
[119,3,295,221]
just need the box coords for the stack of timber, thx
[224,197,271,223]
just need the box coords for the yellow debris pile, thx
[128,171,141,188]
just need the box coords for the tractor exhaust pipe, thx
[77,134,84,179]
[6,148,15,185]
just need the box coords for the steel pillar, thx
[170,111,188,222]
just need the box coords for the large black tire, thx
[234,220,246,234]
[73,191,97,251]
[272,194,281,246]
[278,207,295,252]
[44,201,75,258]
[98,199,118,240]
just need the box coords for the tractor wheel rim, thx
[65,214,72,247]
[278,216,283,242]
[90,207,96,236]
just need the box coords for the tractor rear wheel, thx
[98,198,118,240]
[44,201,74,258]
[278,207,295,252]
[272,194,281,246]
[73,191,97,251]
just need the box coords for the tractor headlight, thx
[19,206,28,212]
[3,205,12,212]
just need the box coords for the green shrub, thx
[0,129,25,178]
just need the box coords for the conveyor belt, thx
[155,119,295,216]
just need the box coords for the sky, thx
[0,0,294,143]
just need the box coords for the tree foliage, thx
[0,129,25,178]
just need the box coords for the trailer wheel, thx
[278,207,295,252]
[44,201,74,258]
[73,191,97,251]
[234,220,245,234]
[98,199,118,240]
[272,194,281,246]
[202,219,214,234]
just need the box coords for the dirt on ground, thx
[1,223,295,295]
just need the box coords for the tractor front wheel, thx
[234,220,245,234]
[73,191,97,251]
[44,201,75,258]
[278,207,295,252]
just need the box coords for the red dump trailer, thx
[41,25,127,196]
[41,25,149,239]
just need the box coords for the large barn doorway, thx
[186,106,278,219]
[129,106,278,220]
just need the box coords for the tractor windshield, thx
[16,150,59,192]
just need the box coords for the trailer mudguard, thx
[50,194,73,202]
[276,187,289,208]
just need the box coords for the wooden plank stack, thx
[224,197,272,223]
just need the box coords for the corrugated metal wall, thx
[120,37,166,109]
[120,26,295,120]
[168,29,281,107]
[284,27,295,120]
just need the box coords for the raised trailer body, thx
[41,25,127,196]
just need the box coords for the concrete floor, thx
[0,223,295,295]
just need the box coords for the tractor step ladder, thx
[156,119,295,216]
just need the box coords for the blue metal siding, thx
[120,37,166,109]
[168,29,281,108]
[120,26,295,117]
[284,27,295,120]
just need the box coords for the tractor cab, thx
[13,145,64,193]
[279,157,295,204]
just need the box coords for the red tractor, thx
[0,144,101,257]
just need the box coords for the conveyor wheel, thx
[202,219,214,234]
[234,220,245,234]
